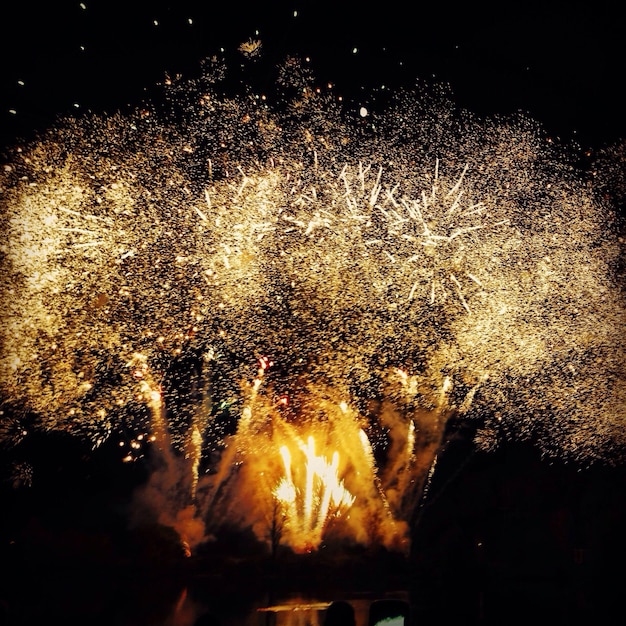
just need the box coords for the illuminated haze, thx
[1,55,624,554]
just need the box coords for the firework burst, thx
[1,57,624,552]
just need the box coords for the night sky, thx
[1,1,625,152]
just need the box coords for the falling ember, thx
[273,436,355,552]
[0,55,624,557]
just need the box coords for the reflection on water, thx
[256,600,332,626]
[169,586,409,626]
[5,565,408,626]
[3,543,412,626]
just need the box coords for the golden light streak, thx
[273,434,355,552]
[0,56,623,557]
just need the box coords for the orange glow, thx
[273,435,354,551]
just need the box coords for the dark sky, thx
[1,1,624,151]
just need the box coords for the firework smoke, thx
[1,55,624,553]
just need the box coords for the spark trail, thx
[0,56,624,553]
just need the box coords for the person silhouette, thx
[368,599,409,625]
[324,600,356,626]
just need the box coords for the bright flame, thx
[274,435,355,552]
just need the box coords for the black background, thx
[1,0,624,151]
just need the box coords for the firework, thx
[1,57,624,553]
